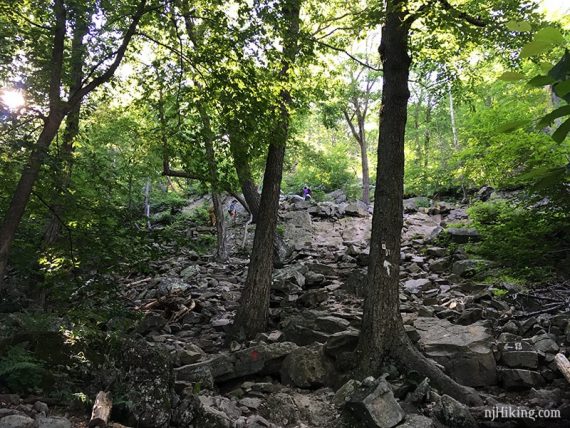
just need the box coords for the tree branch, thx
[68,0,148,107]
[315,40,382,72]
[438,0,486,27]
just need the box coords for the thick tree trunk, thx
[0,113,65,286]
[356,0,482,407]
[0,0,66,287]
[229,137,288,265]
[43,6,88,246]
[232,0,300,340]
[232,141,286,338]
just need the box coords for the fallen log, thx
[89,391,112,427]
[554,353,570,384]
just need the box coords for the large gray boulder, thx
[281,344,335,388]
[0,415,34,428]
[346,378,405,428]
[176,342,299,384]
[345,201,369,217]
[326,189,348,204]
[280,310,349,345]
[414,317,496,386]
[433,395,477,428]
[282,211,313,249]
[499,341,538,369]
[272,265,306,293]
[498,368,546,389]
[116,340,174,428]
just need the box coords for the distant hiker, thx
[208,206,216,226]
[302,186,312,201]
[228,200,238,222]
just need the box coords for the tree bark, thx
[229,133,288,266]
[0,0,66,287]
[43,3,89,246]
[89,391,112,428]
[355,0,482,407]
[232,0,300,340]
[228,139,261,223]
[422,94,432,183]
[200,108,228,262]
[360,137,370,205]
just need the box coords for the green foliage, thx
[467,199,569,279]
[0,345,45,393]
[187,205,211,226]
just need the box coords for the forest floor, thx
[1,191,570,427]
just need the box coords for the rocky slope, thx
[1,192,569,427]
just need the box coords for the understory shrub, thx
[467,199,569,279]
[0,344,45,393]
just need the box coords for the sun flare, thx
[1,89,25,111]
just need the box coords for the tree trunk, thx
[229,137,288,265]
[360,138,370,205]
[229,139,261,223]
[43,5,89,246]
[232,0,300,340]
[356,0,482,407]
[343,110,370,205]
[143,179,151,230]
[448,81,459,150]
[422,94,432,183]
[0,113,65,286]
[197,105,228,262]
[211,191,227,261]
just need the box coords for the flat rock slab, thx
[283,211,313,249]
[176,342,299,384]
[414,317,496,386]
[498,368,546,389]
[499,341,538,369]
[403,213,441,241]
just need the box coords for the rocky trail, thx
[1,193,569,427]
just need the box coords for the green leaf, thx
[527,75,556,87]
[506,20,532,32]
[549,50,570,81]
[538,105,570,127]
[496,119,529,133]
[520,40,553,58]
[552,117,570,143]
[498,71,526,81]
[534,27,565,45]
[554,80,570,98]
[540,62,554,74]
